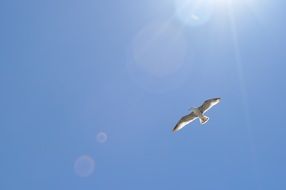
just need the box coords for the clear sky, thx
[1,0,286,189]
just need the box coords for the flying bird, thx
[173,98,221,132]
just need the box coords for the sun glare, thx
[174,0,256,26]
[174,0,215,26]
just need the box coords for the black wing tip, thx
[172,126,179,133]
[205,97,221,102]
[210,97,221,102]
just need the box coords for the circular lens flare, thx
[96,132,108,143]
[132,20,187,77]
[74,155,95,177]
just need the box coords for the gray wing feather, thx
[173,112,197,132]
[198,98,221,113]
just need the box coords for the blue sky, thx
[1,0,286,189]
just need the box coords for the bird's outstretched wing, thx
[198,98,221,114]
[173,112,197,132]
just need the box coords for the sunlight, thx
[174,0,261,26]
[174,0,215,26]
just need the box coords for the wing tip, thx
[212,97,221,103]
[172,128,178,133]
[172,125,180,133]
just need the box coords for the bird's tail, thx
[199,115,209,124]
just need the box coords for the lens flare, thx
[132,20,187,77]
[74,155,95,177]
[96,132,108,143]
[174,0,215,26]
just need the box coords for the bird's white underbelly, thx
[193,108,204,118]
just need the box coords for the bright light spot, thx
[96,132,108,143]
[132,20,187,77]
[174,0,215,26]
[174,0,263,25]
[74,155,95,177]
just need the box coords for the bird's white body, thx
[173,97,221,132]
[192,107,209,124]
[192,107,203,117]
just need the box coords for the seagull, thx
[173,98,221,132]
